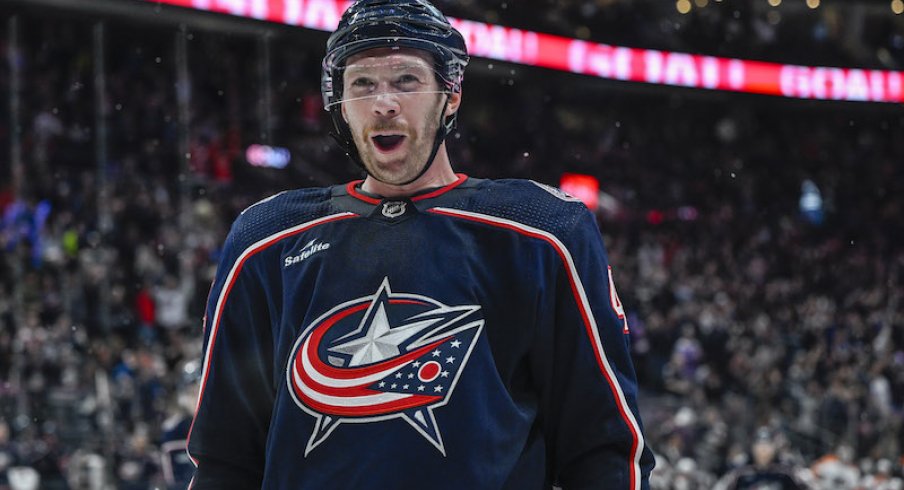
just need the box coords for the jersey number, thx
[608,266,629,334]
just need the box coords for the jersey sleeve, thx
[546,207,655,489]
[186,221,275,488]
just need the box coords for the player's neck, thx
[362,151,458,198]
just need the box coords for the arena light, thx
[141,0,904,103]
[677,206,699,221]
[893,0,904,14]
[646,210,664,226]
[559,173,599,210]
[246,144,291,169]
[799,179,824,225]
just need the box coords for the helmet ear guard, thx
[321,0,469,184]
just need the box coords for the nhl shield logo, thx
[287,277,483,456]
[381,201,407,218]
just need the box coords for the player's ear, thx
[445,90,462,117]
[341,102,349,123]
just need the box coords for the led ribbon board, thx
[147,0,904,103]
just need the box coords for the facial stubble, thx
[351,94,445,185]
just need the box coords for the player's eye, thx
[396,74,421,87]
[351,77,375,89]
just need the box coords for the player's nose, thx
[371,92,400,117]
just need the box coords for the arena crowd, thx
[1,3,903,489]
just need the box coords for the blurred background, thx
[0,0,902,488]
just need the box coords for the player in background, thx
[186,0,654,488]
[713,427,814,490]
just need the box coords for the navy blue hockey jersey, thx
[187,175,654,489]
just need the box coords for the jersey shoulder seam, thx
[230,187,336,254]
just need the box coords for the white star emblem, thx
[450,340,461,348]
[328,280,455,367]
[446,356,456,364]
[417,385,425,391]
[434,386,443,393]
[440,371,449,378]
[432,350,441,357]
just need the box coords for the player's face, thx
[752,440,776,466]
[341,48,450,185]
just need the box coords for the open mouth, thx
[371,134,406,153]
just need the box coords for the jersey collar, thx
[345,174,470,205]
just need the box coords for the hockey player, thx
[186,0,654,488]
[713,427,813,490]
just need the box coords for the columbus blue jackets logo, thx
[287,277,484,456]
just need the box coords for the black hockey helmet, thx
[321,0,469,184]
